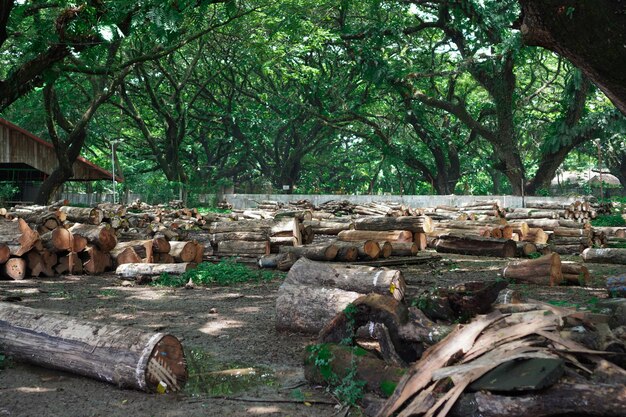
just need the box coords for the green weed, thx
[592,215,626,227]
[152,259,283,287]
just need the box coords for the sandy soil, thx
[0,251,614,417]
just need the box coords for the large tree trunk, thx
[433,235,517,258]
[0,302,187,392]
[518,0,626,116]
[502,253,563,286]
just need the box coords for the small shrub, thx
[591,215,626,227]
[152,259,283,287]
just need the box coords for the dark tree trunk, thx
[518,0,626,116]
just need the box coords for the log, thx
[55,252,82,275]
[80,245,112,274]
[155,253,175,264]
[379,241,393,258]
[337,229,413,243]
[279,244,338,261]
[258,252,299,271]
[0,244,9,264]
[304,343,404,397]
[334,244,359,262]
[303,220,354,235]
[552,244,585,255]
[286,258,406,300]
[451,383,626,417]
[111,240,153,265]
[151,236,171,254]
[216,240,270,256]
[2,258,27,280]
[523,228,549,244]
[0,218,39,256]
[414,232,427,251]
[582,248,626,264]
[333,240,381,261]
[116,262,196,278]
[0,302,187,392]
[59,206,104,225]
[68,223,117,252]
[388,242,418,257]
[553,227,592,237]
[433,235,517,258]
[516,242,538,257]
[502,253,563,286]
[168,241,197,262]
[354,215,433,233]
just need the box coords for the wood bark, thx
[111,240,153,265]
[209,231,269,244]
[516,241,538,257]
[414,232,427,251]
[286,258,406,300]
[151,236,171,254]
[216,240,270,256]
[523,228,548,244]
[388,242,418,257]
[0,218,39,256]
[0,302,187,392]
[258,252,299,271]
[0,244,9,264]
[303,220,354,235]
[68,223,117,252]
[2,258,26,280]
[334,244,359,262]
[168,241,197,263]
[279,244,338,261]
[59,206,104,225]
[338,229,413,243]
[451,382,626,417]
[582,248,626,264]
[116,263,196,278]
[333,240,381,261]
[502,253,563,286]
[354,215,433,233]
[433,235,517,258]
[55,252,82,275]
[80,245,112,274]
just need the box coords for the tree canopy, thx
[0,0,623,203]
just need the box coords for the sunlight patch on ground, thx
[199,319,244,335]
[246,406,282,414]
[13,387,56,394]
[233,306,261,314]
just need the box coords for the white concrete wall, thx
[220,194,587,210]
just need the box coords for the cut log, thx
[433,235,517,258]
[110,247,142,266]
[0,244,9,264]
[516,242,538,257]
[552,244,585,255]
[305,343,404,397]
[561,262,591,285]
[451,383,626,417]
[378,241,393,258]
[59,206,104,225]
[334,244,359,262]
[151,236,171,254]
[168,241,197,263]
[582,248,626,264]
[80,245,112,274]
[286,258,406,300]
[414,232,427,251]
[216,240,270,257]
[208,231,269,244]
[0,302,187,392]
[523,228,549,244]
[388,242,418,257]
[354,216,433,233]
[303,220,354,235]
[337,229,413,243]
[279,244,338,261]
[155,253,175,264]
[111,240,153,265]
[502,253,563,286]
[68,223,117,252]
[275,282,362,333]
[55,252,82,275]
[0,218,39,256]
[3,258,27,280]
[258,252,299,271]
[116,262,196,278]
[333,240,381,261]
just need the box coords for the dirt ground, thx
[0,251,616,417]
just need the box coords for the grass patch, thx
[591,214,626,227]
[196,207,232,214]
[152,259,283,287]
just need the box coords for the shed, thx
[0,118,121,202]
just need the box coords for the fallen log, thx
[285,258,406,300]
[258,252,299,271]
[168,241,197,263]
[433,235,517,258]
[333,240,381,261]
[116,262,196,278]
[303,220,354,235]
[68,223,117,252]
[502,254,563,286]
[59,206,104,225]
[354,216,433,233]
[451,382,626,417]
[582,248,626,264]
[0,302,187,392]
[0,218,39,256]
[216,240,270,257]
[2,258,27,280]
[561,262,591,285]
[80,245,112,274]
[337,229,413,243]
[388,242,418,257]
[279,244,338,261]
